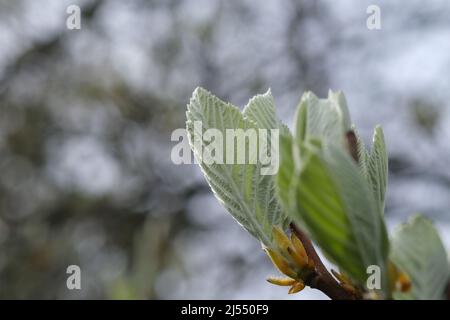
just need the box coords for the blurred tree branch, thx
[0,0,104,95]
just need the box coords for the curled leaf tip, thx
[288,281,305,294]
[267,277,296,287]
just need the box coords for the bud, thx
[396,272,411,293]
[272,226,292,253]
[291,233,308,260]
[388,261,412,293]
[288,281,305,294]
[267,277,296,286]
[264,248,297,279]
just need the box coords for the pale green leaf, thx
[352,127,369,180]
[328,90,351,130]
[391,215,450,300]
[243,89,279,129]
[294,90,351,146]
[279,91,390,290]
[353,126,390,257]
[287,142,389,288]
[275,131,296,215]
[186,87,288,246]
[367,126,388,215]
[353,126,388,216]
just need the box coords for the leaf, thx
[354,126,390,258]
[287,142,389,288]
[243,89,292,141]
[328,90,352,130]
[294,90,351,146]
[391,215,450,300]
[278,91,390,290]
[279,90,352,215]
[275,130,296,216]
[243,89,280,129]
[367,126,388,215]
[352,127,369,181]
[186,87,288,246]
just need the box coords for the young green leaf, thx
[186,87,288,246]
[288,142,389,288]
[279,90,352,218]
[275,130,299,223]
[367,126,388,215]
[328,90,352,130]
[353,126,390,258]
[243,89,279,129]
[352,127,369,181]
[294,90,351,146]
[391,215,450,300]
[278,91,390,292]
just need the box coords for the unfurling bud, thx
[272,226,310,269]
[266,277,297,286]
[346,130,359,162]
[265,227,316,295]
[290,233,308,268]
[272,226,292,253]
[288,281,305,294]
[264,248,297,279]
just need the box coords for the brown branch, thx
[290,223,357,300]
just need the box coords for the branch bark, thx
[290,223,357,300]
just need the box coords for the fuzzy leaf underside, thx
[186,87,288,246]
[278,91,389,290]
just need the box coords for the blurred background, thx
[0,0,449,299]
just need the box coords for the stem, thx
[290,223,357,300]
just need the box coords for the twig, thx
[290,223,357,300]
